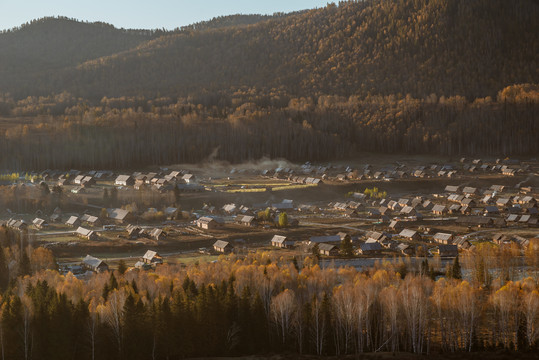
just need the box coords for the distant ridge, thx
[0,0,536,99]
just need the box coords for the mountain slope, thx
[0,15,285,98]
[3,0,535,100]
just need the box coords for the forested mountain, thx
[0,18,162,95]
[1,0,537,100]
[0,0,537,167]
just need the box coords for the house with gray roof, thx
[399,229,421,242]
[271,235,294,248]
[142,250,163,265]
[82,255,108,273]
[213,240,233,253]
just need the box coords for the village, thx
[1,156,538,278]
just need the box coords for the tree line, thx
[0,243,539,359]
[0,84,536,170]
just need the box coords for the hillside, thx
[0,14,284,98]
[0,0,537,100]
[0,0,537,168]
[0,17,162,91]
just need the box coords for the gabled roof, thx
[223,204,237,213]
[197,216,215,224]
[115,175,132,182]
[484,206,500,213]
[107,208,130,221]
[149,228,164,237]
[76,227,94,237]
[399,229,418,238]
[433,232,453,242]
[66,216,79,225]
[143,250,162,261]
[432,205,447,213]
[213,240,232,249]
[318,243,338,252]
[271,235,286,243]
[366,231,385,241]
[360,242,382,251]
[83,254,105,268]
[397,243,410,251]
[33,218,46,226]
[309,235,341,243]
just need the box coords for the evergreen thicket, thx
[0,250,538,359]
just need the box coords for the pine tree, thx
[312,244,321,261]
[0,247,9,291]
[340,236,354,257]
[109,272,118,290]
[117,260,127,275]
[452,255,462,280]
[18,247,31,277]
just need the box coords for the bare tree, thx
[99,289,126,356]
[333,284,355,354]
[271,289,295,345]
[523,290,539,348]
[310,295,326,355]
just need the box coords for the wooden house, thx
[436,245,458,257]
[115,175,134,186]
[271,235,294,248]
[236,215,256,227]
[75,227,98,240]
[309,235,341,244]
[107,208,132,224]
[433,232,453,245]
[8,219,27,231]
[149,228,166,241]
[82,255,108,273]
[213,240,233,254]
[318,243,339,256]
[66,216,81,228]
[196,216,219,230]
[142,250,163,265]
[432,205,447,215]
[399,229,421,242]
[32,217,48,229]
[357,242,382,255]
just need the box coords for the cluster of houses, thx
[322,181,538,230]
[79,249,164,275]
[125,224,166,241]
[12,168,205,194]
[328,158,536,182]
[115,171,203,192]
